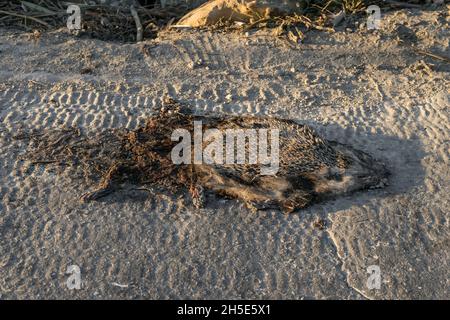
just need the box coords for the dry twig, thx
[130,5,143,42]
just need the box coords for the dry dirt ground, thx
[0,7,448,299]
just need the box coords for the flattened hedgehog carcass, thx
[24,101,390,213]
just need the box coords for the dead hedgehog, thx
[23,99,389,213]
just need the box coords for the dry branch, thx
[130,5,143,42]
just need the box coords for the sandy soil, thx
[0,7,448,299]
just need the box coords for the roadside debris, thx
[0,0,189,42]
[175,0,304,27]
[0,1,437,43]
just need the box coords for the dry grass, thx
[0,1,431,42]
[0,0,189,42]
